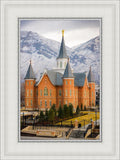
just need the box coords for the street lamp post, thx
[33,117,35,130]
[90,118,92,137]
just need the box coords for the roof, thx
[63,61,74,78]
[74,73,86,86]
[24,61,36,79]
[35,70,86,87]
[57,36,68,59]
[87,66,95,82]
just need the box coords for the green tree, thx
[45,109,49,120]
[39,111,45,122]
[76,105,80,114]
[69,103,73,117]
[84,105,86,111]
[48,108,55,122]
[63,104,69,118]
[51,104,56,116]
[58,105,63,119]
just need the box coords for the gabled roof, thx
[87,66,95,82]
[35,70,86,87]
[35,70,63,86]
[57,30,68,59]
[63,60,74,78]
[24,61,36,79]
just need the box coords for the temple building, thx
[24,30,96,111]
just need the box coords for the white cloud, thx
[20,19,100,47]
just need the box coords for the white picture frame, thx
[0,0,119,159]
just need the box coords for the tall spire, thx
[87,66,95,82]
[24,60,36,79]
[57,30,68,59]
[63,60,74,78]
[62,30,64,37]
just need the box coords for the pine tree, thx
[39,111,45,122]
[48,108,55,122]
[51,104,56,116]
[76,105,80,114]
[45,109,49,120]
[58,105,63,119]
[69,103,73,117]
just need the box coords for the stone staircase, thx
[69,124,92,139]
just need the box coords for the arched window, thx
[44,87,48,96]
[60,62,62,68]
[31,100,32,106]
[31,90,32,96]
[66,90,68,96]
[45,100,47,107]
[59,89,62,96]
[40,100,42,107]
[50,89,52,96]
[40,90,42,96]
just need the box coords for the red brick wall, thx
[78,77,90,109]
[56,86,63,109]
[25,79,35,110]
[62,78,75,107]
[74,87,78,110]
[37,74,56,111]
[89,82,96,106]
[24,75,96,111]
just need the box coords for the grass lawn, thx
[56,111,100,127]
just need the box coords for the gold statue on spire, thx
[62,30,64,37]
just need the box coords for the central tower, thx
[56,30,68,73]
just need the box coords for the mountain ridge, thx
[20,31,100,84]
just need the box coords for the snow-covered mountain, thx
[70,36,100,84]
[20,31,100,84]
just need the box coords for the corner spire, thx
[87,66,95,82]
[24,60,36,79]
[63,60,74,78]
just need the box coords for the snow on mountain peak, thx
[20,31,100,84]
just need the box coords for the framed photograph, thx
[19,18,101,142]
[1,0,119,159]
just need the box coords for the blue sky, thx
[20,19,100,47]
